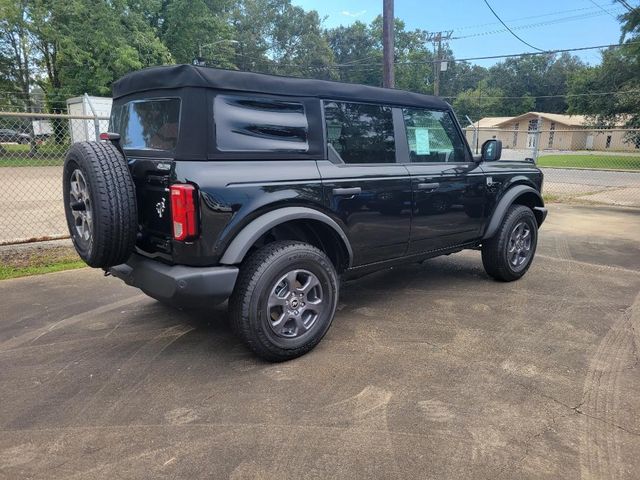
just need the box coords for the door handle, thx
[417,182,440,191]
[332,187,362,196]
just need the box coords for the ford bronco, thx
[63,65,547,361]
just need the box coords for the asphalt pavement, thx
[1,205,639,479]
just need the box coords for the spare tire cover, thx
[63,141,137,268]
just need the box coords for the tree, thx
[26,0,172,107]
[568,2,640,139]
[0,0,34,108]
[452,80,514,122]
[326,17,434,91]
[162,0,235,66]
[326,21,378,85]
[486,54,584,115]
[230,0,334,78]
[440,61,488,99]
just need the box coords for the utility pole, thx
[382,0,394,88]
[426,31,452,96]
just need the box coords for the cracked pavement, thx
[1,204,639,479]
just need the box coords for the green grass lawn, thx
[0,260,86,280]
[0,157,64,167]
[0,143,65,167]
[537,154,640,170]
[0,245,85,280]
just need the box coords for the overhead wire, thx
[587,0,619,19]
[451,4,619,31]
[481,0,544,51]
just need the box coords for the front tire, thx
[481,205,538,282]
[229,241,338,362]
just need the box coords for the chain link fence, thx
[465,126,640,207]
[0,111,109,244]
[1,111,639,245]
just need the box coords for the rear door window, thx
[111,98,181,151]
[323,101,396,164]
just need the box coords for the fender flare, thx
[219,206,353,266]
[482,185,544,240]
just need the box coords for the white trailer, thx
[66,95,112,143]
[31,119,53,138]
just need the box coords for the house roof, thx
[468,112,630,129]
[492,112,589,127]
[465,117,514,128]
[112,64,450,110]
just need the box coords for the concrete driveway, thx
[541,168,640,207]
[0,166,66,244]
[1,205,639,479]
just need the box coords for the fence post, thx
[533,115,542,163]
[84,93,101,141]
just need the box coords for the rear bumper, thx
[110,253,239,306]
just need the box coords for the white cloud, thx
[341,10,366,18]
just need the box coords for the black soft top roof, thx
[112,64,450,109]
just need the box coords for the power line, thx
[442,88,640,101]
[451,4,619,31]
[452,9,625,40]
[206,39,640,71]
[587,0,618,19]
[482,0,544,52]
[619,1,636,12]
[297,41,640,69]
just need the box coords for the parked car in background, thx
[0,129,31,144]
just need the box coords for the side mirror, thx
[481,139,502,162]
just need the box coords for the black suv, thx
[63,65,547,361]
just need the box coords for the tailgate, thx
[129,158,174,255]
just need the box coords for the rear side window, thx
[324,101,395,164]
[214,95,309,152]
[402,108,469,163]
[111,98,181,151]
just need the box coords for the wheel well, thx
[512,191,544,225]
[246,219,350,272]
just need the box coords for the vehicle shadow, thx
[146,252,487,360]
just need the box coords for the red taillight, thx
[170,184,198,241]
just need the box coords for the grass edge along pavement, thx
[537,154,640,171]
[0,243,85,280]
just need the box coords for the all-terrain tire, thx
[63,141,137,268]
[229,241,339,362]
[481,204,538,282]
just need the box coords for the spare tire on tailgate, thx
[63,141,137,268]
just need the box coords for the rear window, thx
[214,95,309,152]
[111,98,181,151]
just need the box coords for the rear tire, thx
[229,241,338,362]
[63,141,137,268]
[481,205,538,282]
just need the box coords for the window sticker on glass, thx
[415,128,430,155]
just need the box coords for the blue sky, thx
[292,0,629,66]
